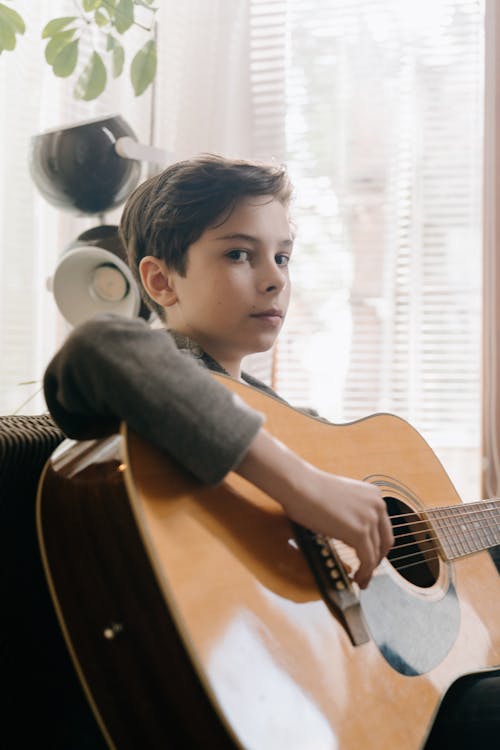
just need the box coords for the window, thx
[248,0,485,500]
[2,1,485,503]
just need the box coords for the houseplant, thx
[0,0,157,100]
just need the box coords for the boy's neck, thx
[167,329,243,379]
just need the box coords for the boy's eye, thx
[226,249,250,262]
[276,253,290,267]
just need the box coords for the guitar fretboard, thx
[428,500,500,560]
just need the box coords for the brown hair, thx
[119,153,293,319]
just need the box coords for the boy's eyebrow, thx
[215,232,294,247]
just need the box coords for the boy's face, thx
[148,195,293,376]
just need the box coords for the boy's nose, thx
[259,259,287,293]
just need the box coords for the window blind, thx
[242,0,288,382]
[246,0,484,500]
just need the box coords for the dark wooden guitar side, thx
[36,372,500,750]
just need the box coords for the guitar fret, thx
[486,503,500,546]
[477,506,495,548]
[461,501,500,552]
[431,508,462,560]
[451,505,475,555]
[455,506,472,556]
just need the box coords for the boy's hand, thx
[236,428,394,589]
[280,470,393,589]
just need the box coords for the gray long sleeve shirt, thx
[43,314,265,486]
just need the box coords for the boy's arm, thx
[43,314,264,486]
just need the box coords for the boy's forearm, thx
[235,427,335,537]
[235,427,309,512]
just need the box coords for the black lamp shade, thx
[29,115,141,215]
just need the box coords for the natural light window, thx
[1,0,484,504]
[272,0,484,501]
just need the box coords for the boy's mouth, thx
[250,309,283,324]
[251,308,283,317]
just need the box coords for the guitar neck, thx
[428,499,500,560]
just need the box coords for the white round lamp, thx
[48,245,141,327]
[46,225,150,327]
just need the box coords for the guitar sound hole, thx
[384,496,439,588]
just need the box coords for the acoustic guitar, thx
[36,372,500,750]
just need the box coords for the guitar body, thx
[37,373,500,750]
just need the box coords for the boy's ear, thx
[139,256,178,308]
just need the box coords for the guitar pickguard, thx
[360,570,459,676]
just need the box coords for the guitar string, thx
[333,545,443,576]
[336,544,446,576]
[390,522,500,546]
[389,521,500,555]
[387,498,500,525]
[389,518,500,542]
[386,530,441,550]
[386,496,500,512]
[388,544,440,566]
[337,529,496,573]
[367,523,497,567]
[377,503,500,553]
[336,548,434,572]
[327,502,500,577]
[391,552,441,573]
[388,506,500,534]
[330,515,500,573]
[388,529,500,566]
[367,504,500,555]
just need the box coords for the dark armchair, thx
[1,414,105,749]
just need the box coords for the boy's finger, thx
[379,509,394,559]
[354,538,377,589]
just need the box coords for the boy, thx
[45,154,392,589]
[44,154,500,748]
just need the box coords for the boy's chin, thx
[247,337,279,355]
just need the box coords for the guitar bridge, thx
[293,524,370,646]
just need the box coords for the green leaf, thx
[83,0,101,11]
[74,51,107,100]
[41,16,77,39]
[130,39,156,96]
[94,10,108,27]
[106,33,117,50]
[112,43,124,77]
[113,0,134,34]
[52,39,79,77]
[0,3,25,34]
[0,18,16,51]
[0,2,25,52]
[45,29,77,64]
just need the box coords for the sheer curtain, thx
[0,0,256,415]
[273,0,485,501]
[0,0,153,414]
[1,1,486,502]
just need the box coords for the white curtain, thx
[0,0,256,414]
[274,0,484,501]
[1,0,486,503]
